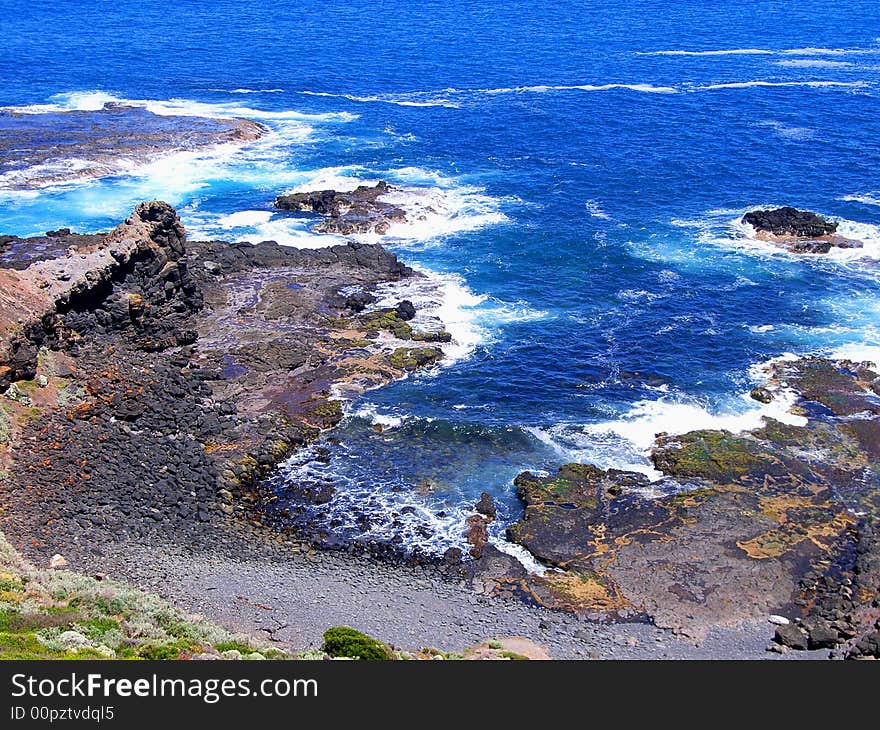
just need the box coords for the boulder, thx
[394,300,416,321]
[466,514,490,559]
[774,623,808,650]
[475,492,497,519]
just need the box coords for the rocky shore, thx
[0,201,447,581]
[2,200,877,659]
[493,357,880,657]
[0,103,265,189]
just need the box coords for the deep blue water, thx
[2,0,880,556]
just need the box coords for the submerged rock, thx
[0,105,265,190]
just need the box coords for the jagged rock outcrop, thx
[0,202,449,571]
[274,181,408,235]
[742,206,862,253]
[0,201,200,388]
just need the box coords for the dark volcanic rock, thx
[394,300,416,321]
[741,207,862,254]
[774,624,808,650]
[475,492,497,519]
[0,201,448,582]
[274,181,408,235]
[743,207,838,238]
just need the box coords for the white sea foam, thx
[1,90,356,123]
[696,80,867,91]
[828,343,880,367]
[640,46,880,57]
[757,120,816,140]
[369,269,489,366]
[526,424,665,479]
[585,199,611,220]
[0,158,103,189]
[478,83,678,95]
[487,530,551,576]
[351,403,406,430]
[215,210,274,228]
[774,59,854,68]
[528,357,808,481]
[301,90,460,108]
[228,88,285,94]
[841,193,880,207]
[638,48,775,56]
[377,186,509,242]
[0,90,363,195]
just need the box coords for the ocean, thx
[2,0,880,559]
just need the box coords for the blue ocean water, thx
[2,0,880,556]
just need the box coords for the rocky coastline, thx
[0,201,450,573]
[0,103,265,189]
[1,199,878,659]
[493,357,880,657]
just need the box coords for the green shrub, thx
[214,640,253,655]
[136,639,197,661]
[321,627,391,661]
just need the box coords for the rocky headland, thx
[742,206,863,254]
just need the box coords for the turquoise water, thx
[2,0,880,555]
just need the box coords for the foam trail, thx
[639,46,880,57]
[479,83,678,94]
[696,80,867,91]
[639,48,775,56]
[774,59,853,68]
[842,193,880,207]
[1,90,356,123]
[301,90,460,108]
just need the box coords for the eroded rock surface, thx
[496,357,880,653]
[275,181,408,235]
[0,203,444,572]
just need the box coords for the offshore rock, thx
[743,207,838,238]
[274,181,408,235]
[742,206,862,253]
